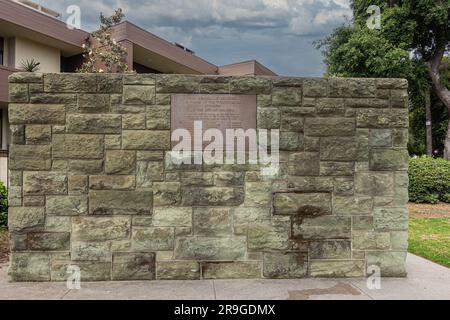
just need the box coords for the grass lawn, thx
[0,227,8,264]
[408,203,450,268]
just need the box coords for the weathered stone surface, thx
[25,125,51,144]
[132,227,175,251]
[9,253,51,281]
[288,152,320,176]
[264,252,308,279]
[366,251,407,277]
[303,78,328,97]
[333,196,373,215]
[89,175,135,190]
[157,75,201,93]
[272,87,302,106]
[370,129,392,147]
[320,137,358,161]
[233,207,271,231]
[316,98,345,115]
[352,231,391,250]
[391,231,409,250]
[153,182,181,206]
[46,196,88,215]
[45,216,71,232]
[243,182,272,207]
[44,74,96,92]
[27,232,70,251]
[69,160,104,174]
[123,74,154,85]
[136,161,165,187]
[230,77,271,94]
[280,107,305,132]
[374,207,409,231]
[67,114,121,133]
[370,149,409,171]
[248,218,291,250]
[193,207,232,236]
[182,187,244,206]
[329,78,376,98]
[23,172,67,195]
[274,193,331,216]
[122,114,146,130]
[310,240,351,259]
[71,241,111,261]
[174,237,246,260]
[305,118,355,136]
[89,190,152,215]
[9,145,51,170]
[293,216,351,239]
[122,130,170,150]
[78,94,110,113]
[9,104,65,124]
[146,105,170,129]
[357,108,409,128]
[310,260,365,277]
[153,207,192,227]
[72,216,131,241]
[257,108,280,129]
[105,150,136,174]
[97,74,123,93]
[123,85,155,104]
[112,253,156,280]
[320,162,354,176]
[10,125,25,145]
[280,132,304,151]
[10,72,43,83]
[203,262,261,279]
[53,134,104,159]
[181,172,214,186]
[8,207,45,232]
[355,172,394,196]
[214,172,244,186]
[157,261,200,280]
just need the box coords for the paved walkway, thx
[0,254,449,300]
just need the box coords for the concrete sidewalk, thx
[0,254,449,300]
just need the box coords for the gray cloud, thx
[40,0,352,76]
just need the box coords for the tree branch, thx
[428,45,450,112]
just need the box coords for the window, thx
[0,37,3,65]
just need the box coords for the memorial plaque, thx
[171,94,257,150]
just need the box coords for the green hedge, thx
[0,182,7,229]
[409,156,450,203]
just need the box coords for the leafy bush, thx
[0,182,7,229]
[409,156,450,203]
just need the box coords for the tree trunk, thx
[427,45,450,160]
[425,87,433,156]
[445,122,450,160]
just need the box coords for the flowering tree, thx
[78,8,129,73]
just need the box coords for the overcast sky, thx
[39,0,352,76]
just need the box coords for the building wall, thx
[14,37,60,72]
[7,73,410,281]
[0,106,8,185]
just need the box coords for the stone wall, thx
[8,73,409,281]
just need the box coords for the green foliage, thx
[409,157,450,203]
[0,182,7,229]
[79,8,129,73]
[19,59,41,72]
[317,0,450,156]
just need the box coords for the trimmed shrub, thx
[0,182,7,229]
[409,156,450,203]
